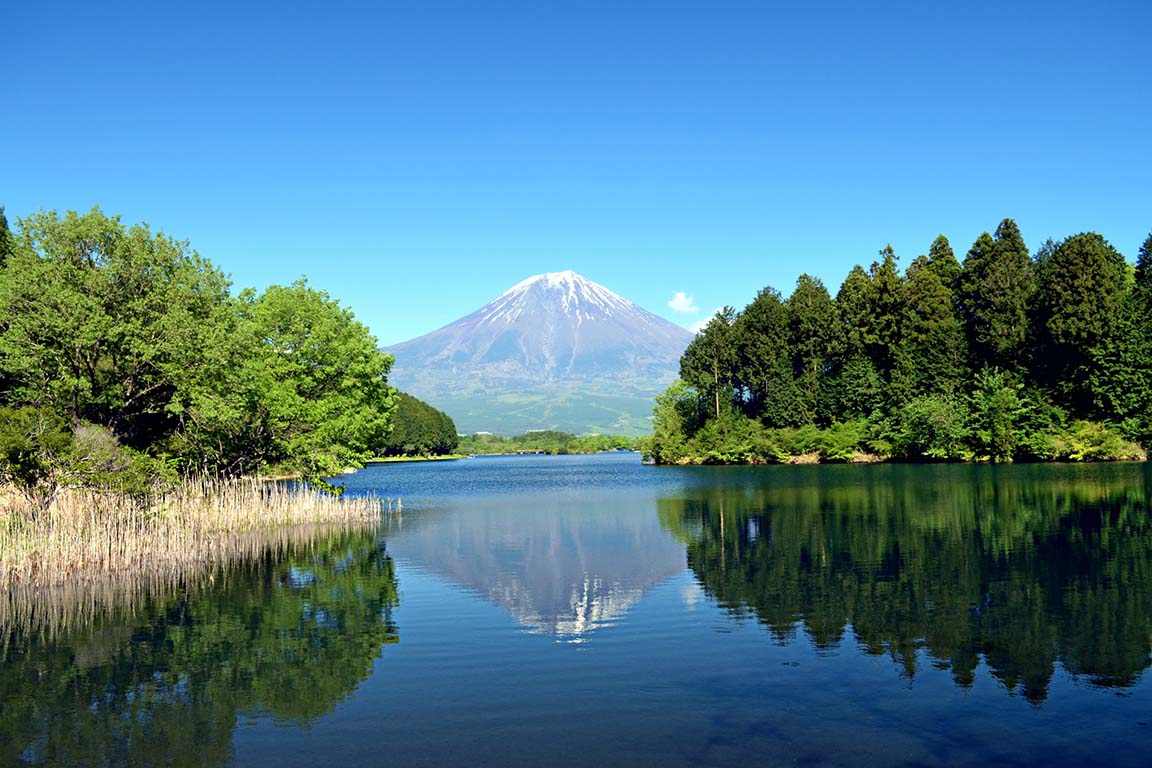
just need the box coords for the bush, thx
[894,396,970,460]
[0,406,73,512]
[1051,421,1147,461]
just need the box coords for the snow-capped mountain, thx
[384,270,693,435]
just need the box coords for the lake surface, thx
[4,454,1152,766]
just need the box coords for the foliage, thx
[648,218,1149,465]
[0,207,398,506]
[379,391,458,456]
[894,395,970,460]
[459,430,639,456]
[0,406,73,511]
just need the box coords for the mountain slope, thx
[384,270,693,435]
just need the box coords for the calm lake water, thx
[4,454,1152,766]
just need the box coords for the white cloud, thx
[666,291,699,314]
[687,308,722,334]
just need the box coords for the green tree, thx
[732,288,794,426]
[835,264,871,359]
[0,206,13,267]
[381,391,459,456]
[1034,232,1128,414]
[969,367,1025,461]
[786,275,836,424]
[926,234,961,291]
[0,208,235,449]
[680,308,737,421]
[224,281,395,480]
[959,220,1034,373]
[892,255,967,402]
[864,245,903,378]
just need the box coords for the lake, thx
[3,454,1151,766]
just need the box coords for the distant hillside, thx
[384,270,693,435]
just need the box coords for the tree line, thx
[650,219,1152,464]
[458,430,639,455]
[0,206,398,501]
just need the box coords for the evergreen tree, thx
[680,308,737,420]
[1036,232,1129,414]
[926,234,961,291]
[836,265,872,359]
[786,275,836,424]
[1136,232,1152,289]
[959,221,1034,373]
[0,207,13,267]
[865,245,903,379]
[892,255,967,402]
[732,288,794,426]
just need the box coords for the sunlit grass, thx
[0,479,394,640]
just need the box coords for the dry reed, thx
[0,480,396,641]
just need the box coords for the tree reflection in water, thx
[0,528,398,766]
[659,463,1152,703]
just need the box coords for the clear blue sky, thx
[4,1,1149,344]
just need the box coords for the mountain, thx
[384,270,693,435]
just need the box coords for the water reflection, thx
[384,494,685,639]
[660,463,1152,702]
[0,529,397,766]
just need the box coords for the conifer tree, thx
[733,288,794,426]
[892,255,967,402]
[865,245,903,378]
[959,221,1033,373]
[681,308,737,420]
[786,275,836,423]
[926,234,961,291]
[1036,232,1128,414]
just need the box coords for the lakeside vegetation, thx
[376,391,459,458]
[458,430,640,455]
[0,205,405,590]
[648,220,1152,464]
[0,206,398,505]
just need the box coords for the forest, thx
[0,206,397,503]
[649,219,1152,464]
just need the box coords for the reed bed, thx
[0,480,396,641]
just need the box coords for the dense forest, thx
[377,392,459,457]
[649,219,1152,464]
[458,430,639,455]
[0,206,397,499]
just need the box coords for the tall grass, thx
[0,479,395,641]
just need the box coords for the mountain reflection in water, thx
[382,494,686,639]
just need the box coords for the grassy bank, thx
[368,454,467,463]
[0,479,388,588]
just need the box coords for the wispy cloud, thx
[687,308,722,334]
[667,291,699,314]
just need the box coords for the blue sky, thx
[3,1,1149,344]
